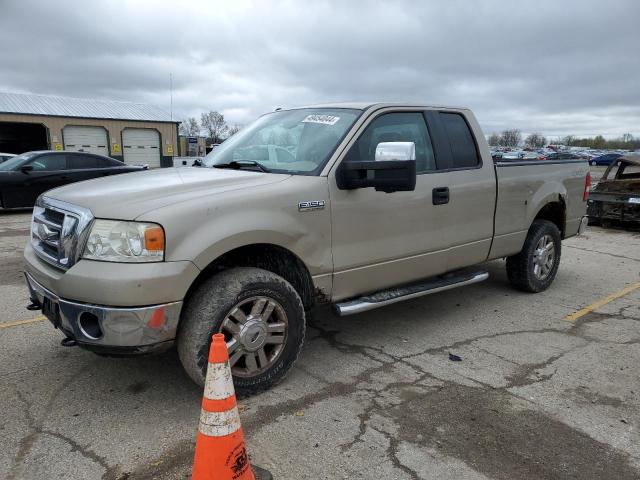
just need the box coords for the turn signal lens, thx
[144,226,165,252]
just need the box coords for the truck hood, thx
[45,167,291,219]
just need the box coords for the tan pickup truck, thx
[24,103,590,394]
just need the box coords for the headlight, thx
[82,220,165,263]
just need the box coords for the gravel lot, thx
[1,203,639,480]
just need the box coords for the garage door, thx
[63,126,109,156]
[122,129,161,168]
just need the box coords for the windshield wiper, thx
[213,160,270,173]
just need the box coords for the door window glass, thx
[29,154,67,171]
[344,112,436,173]
[439,113,480,169]
[68,154,99,169]
[99,157,121,167]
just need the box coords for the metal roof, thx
[0,91,175,123]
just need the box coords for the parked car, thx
[589,153,622,166]
[0,151,147,208]
[490,149,503,161]
[500,151,525,160]
[522,151,546,160]
[545,152,582,161]
[587,153,640,225]
[500,151,544,161]
[0,152,16,163]
[23,103,589,394]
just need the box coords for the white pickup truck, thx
[24,103,590,394]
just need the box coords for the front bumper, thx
[25,272,182,354]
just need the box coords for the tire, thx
[177,267,306,396]
[506,220,561,293]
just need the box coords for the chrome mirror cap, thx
[375,142,416,162]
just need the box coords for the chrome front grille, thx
[31,197,94,270]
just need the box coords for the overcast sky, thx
[1,0,638,139]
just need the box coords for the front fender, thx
[137,176,333,277]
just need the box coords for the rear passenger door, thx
[67,153,101,183]
[68,153,116,181]
[425,110,496,270]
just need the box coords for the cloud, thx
[0,0,638,138]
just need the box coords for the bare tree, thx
[200,111,228,144]
[227,124,242,137]
[487,133,500,146]
[499,129,522,148]
[621,133,634,144]
[179,117,200,136]
[524,133,546,149]
[561,135,575,146]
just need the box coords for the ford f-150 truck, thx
[23,103,590,395]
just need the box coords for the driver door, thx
[21,154,69,206]
[329,110,451,301]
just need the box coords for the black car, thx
[0,151,147,208]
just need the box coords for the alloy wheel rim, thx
[219,296,288,378]
[532,234,555,280]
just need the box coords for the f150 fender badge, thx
[298,200,325,212]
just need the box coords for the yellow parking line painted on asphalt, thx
[565,282,640,322]
[0,316,47,329]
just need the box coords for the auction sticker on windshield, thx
[302,114,340,125]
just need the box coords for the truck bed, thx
[489,159,589,260]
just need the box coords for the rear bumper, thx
[564,215,589,238]
[578,216,588,235]
[25,272,182,354]
[587,198,640,223]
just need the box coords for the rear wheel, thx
[506,220,561,293]
[177,267,305,396]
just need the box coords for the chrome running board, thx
[334,269,489,316]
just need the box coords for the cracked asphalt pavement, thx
[1,208,639,479]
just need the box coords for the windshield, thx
[0,152,37,171]
[203,108,361,174]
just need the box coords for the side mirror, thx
[336,142,417,193]
[20,165,34,173]
[374,142,416,162]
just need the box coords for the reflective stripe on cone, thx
[204,361,235,400]
[199,406,242,437]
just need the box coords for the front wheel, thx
[177,267,305,396]
[506,220,561,293]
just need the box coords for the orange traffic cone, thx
[192,333,272,480]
